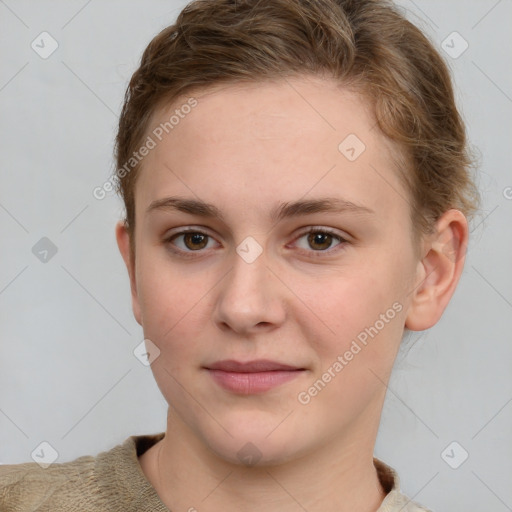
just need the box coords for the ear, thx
[405,209,469,331]
[115,220,142,326]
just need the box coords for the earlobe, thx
[115,220,142,326]
[405,209,469,331]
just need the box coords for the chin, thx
[208,439,300,468]
[200,420,311,468]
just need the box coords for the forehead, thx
[136,77,408,224]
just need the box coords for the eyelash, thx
[164,227,348,259]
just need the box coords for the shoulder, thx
[0,432,166,512]
[382,491,433,512]
[0,453,97,511]
[374,458,433,512]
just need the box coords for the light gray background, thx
[0,1,511,510]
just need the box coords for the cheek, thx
[294,263,407,364]
[138,266,209,404]
[136,259,212,357]
[293,274,406,420]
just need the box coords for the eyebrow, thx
[146,196,375,222]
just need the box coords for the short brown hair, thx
[115,0,480,257]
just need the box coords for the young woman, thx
[0,0,480,510]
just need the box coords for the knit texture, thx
[0,432,430,511]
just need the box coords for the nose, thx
[212,248,287,336]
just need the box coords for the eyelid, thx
[165,225,216,237]
[293,225,348,240]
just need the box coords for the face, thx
[121,77,425,465]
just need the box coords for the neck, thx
[140,409,387,512]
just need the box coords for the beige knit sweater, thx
[0,432,431,511]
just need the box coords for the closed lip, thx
[204,359,304,372]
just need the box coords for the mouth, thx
[203,359,306,395]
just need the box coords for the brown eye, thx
[167,230,217,254]
[307,232,334,251]
[293,228,347,256]
[183,232,209,250]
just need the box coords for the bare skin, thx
[116,76,468,512]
